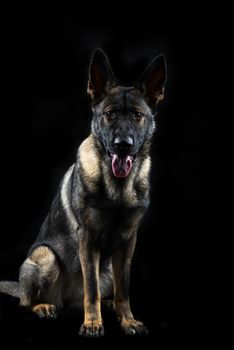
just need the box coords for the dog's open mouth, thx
[111,154,133,178]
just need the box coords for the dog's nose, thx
[114,136,134,153]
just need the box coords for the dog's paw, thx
[79,321,104,337]
[32,303,57,319]
[121,319,149,336]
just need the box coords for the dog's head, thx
[88,48,167,178]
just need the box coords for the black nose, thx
[114,136,134,153]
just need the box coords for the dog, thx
[0,48,166,337]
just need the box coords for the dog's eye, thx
[104,111,116,120]
[134,112,144,121]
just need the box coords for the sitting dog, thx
[0,48,166,337]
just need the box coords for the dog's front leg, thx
[78,233,103,337]
[112,233,149,335]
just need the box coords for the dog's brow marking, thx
[61,165,78,232]
[104,104,119,111]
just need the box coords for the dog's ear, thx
[87,48,115,101]
[137,54,167,106]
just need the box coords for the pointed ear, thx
[87,48,115,102]
[137,54,167,106]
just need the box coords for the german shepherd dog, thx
[0,48,166,337]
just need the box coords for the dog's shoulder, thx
[79,134,101,180]
[78,134,102,194]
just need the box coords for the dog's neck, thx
[78,134,151,207]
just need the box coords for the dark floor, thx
[0,249,217,350]
[0,296,212,350]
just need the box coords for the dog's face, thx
[88,49,167,178]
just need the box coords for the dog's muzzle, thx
[110,136,134,178]
[113,136,134,153]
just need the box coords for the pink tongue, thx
[111,154,133,178]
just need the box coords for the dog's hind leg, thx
[19,245,62,318]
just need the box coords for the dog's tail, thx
[0,281,19,298]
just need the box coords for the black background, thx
[0,5,221,349]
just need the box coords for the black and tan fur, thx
[0,48,166,337]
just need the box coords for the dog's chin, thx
[111,154,133,178]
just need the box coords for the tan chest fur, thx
[79,134,151,208]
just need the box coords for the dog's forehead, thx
[99,86,150,111]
